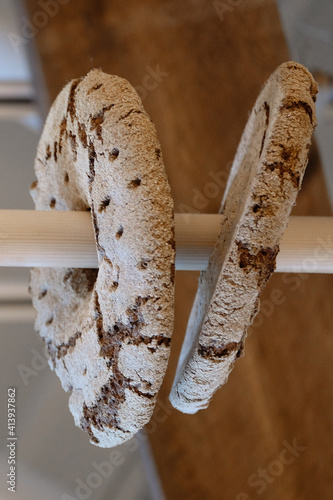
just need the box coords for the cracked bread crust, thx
[170,62,317,414]
[29,69,175,447]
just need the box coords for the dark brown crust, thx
[77,122,88,148]
[81,292,171,442]
[90,105,114,144]
[236,243,279,287]
[283,99,314,124]
[198,341,243,362]
[57,331,82,359]
[87,83,103,95]
[67,78,82,121]
[58,116,67,154]
[63,269,98,296]
[259,101,270,158]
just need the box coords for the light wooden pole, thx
[0,210,333,273]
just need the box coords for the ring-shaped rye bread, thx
[30,69,175,447]
[170,62,317,414]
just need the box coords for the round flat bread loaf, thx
[29,69,175,447]
[170,62,317,413]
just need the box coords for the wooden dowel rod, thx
[0,210,332,273]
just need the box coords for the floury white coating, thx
[29,69,175,447]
